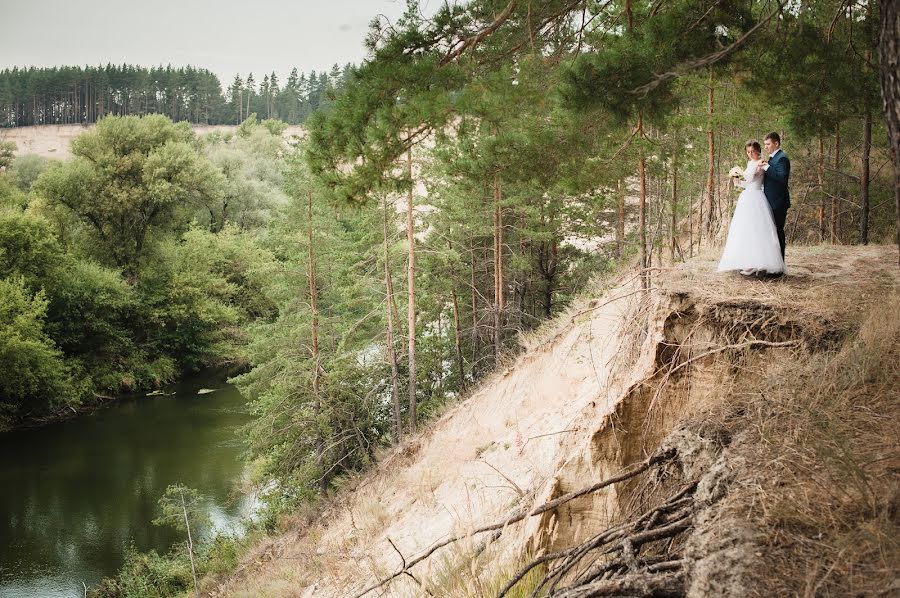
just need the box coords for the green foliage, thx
[0,278,77,425]
[136,237,242,373]
[153,484,211,533]
[92,530,255,598]
[1,114,288,428]
[0,172,26,210]
[32,115,224,277]
[745,9,881,140]
[92,546,194,598]
[46,259,142,390]
[0,208,64,285]
[559,0,752,123]
[134,225,275,372]
[0,140,14,169]
[10,153,49,192]
[201,121,288,231]
[306,7,465,202]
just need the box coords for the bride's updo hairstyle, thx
[745,140,761,155]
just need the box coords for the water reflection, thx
[0,373,252,597]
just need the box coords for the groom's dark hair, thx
[764,132,781,145]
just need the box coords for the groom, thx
[759,132,790,269]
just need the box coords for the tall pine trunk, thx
[671,154,678,262]
[877,0,900,264]
[861,8,873,246]
[861,102,872,245]
[470,240,479,368]
[832,125,840,243]
[382,197,402,440]
[818,136,826,241]
[493,172,504,365]
[616,179,625,258]
[449,252,466,392]
[307,191,325,496]
[705,68,716,237]
[638,115,648,289]
[406,146,418,433]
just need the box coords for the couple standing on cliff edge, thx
[718,132,791,278]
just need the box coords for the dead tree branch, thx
[630,0,789,97]
[350,448,677,598]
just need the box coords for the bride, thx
[717,140,786,276]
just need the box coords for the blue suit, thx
[763,150,790,259]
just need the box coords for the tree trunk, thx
[180,491,200,598]
[639,154,647,287]
[877,0,900,264]
[550,238,557,316]
[470,240,479,369]
[832,125,840,243]
[308,191,325,496]
[451,284,466,391]
[493,171,504,366]
[705,67,716,237]
[818,136,825,241]
[616,179,625,258]
[671,154,677,262]
[637,113,648,289]
[383,197,402,440]
[538,229,558,319]
[861,102,872,245]
[689,177,694,258]
[406,146,417,433]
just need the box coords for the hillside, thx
[209,245,899,597]
[0,123,304,159]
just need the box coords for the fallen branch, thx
[350,448,677,598]
[554,570,685,597]
[501,481,694,597]
[387,537,433,596]
[540,495,695,595]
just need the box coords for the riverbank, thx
[0,371,253,598]
[2,365,249,434]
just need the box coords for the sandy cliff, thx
[0,124,304,159]
[210,245,899,597]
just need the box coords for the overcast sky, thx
[0,0,438,85]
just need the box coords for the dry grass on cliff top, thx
[720,290,900,597]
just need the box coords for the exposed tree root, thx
[554,570,685,597]
[350,448,678,598]
[497,482,698,598]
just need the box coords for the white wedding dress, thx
[717,160,786,274]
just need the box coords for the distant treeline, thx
[0,63,353,128]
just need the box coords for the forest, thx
[0,0,898,594]
[0,63,353,127]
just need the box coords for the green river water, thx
[0,372,255,597]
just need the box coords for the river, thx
[0,372,254,597]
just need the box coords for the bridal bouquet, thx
[728,166,744,178]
